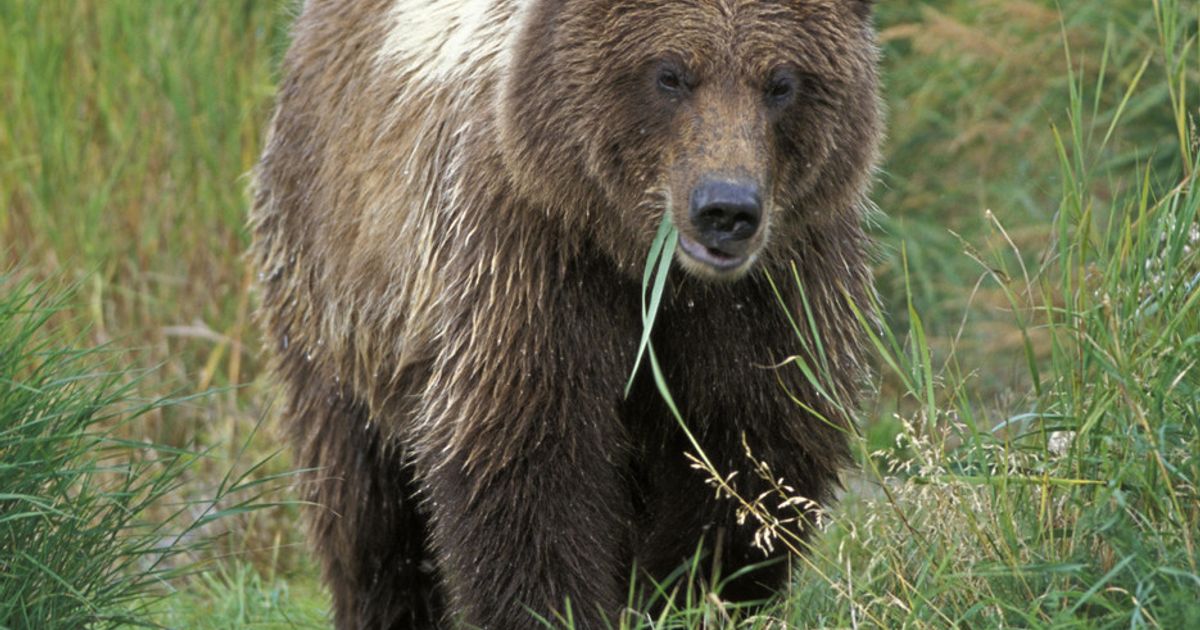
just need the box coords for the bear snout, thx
[680,178,763,272]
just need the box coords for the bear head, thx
[500,0,881,280]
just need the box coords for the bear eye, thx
[768,79,793,100]
[657,67,684,94]
[652,60,691,97]
[765,71,799,107]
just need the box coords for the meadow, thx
[1,0,1196,627]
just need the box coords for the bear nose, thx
[688,180,762,254]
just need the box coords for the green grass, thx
[0,0,305,575]
[147,561,328,630]
[783,77,1200,624]
[0,276,297,628]
[1,0,1197,627]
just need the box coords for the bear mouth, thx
[677,234,750,273]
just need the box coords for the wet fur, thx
[251,0,882,628]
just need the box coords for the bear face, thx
[501,0,881,280]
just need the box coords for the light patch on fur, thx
[376,0,517,83]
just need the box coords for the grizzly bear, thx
[251,0,882,628]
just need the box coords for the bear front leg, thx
[633,417,841,608]
[410,250,640,629]
[420,431,631,629]
[632,277,856,608]
[280,364,445,630]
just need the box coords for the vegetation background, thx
[1,0,1196,627]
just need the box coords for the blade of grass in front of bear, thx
[625,212,677,397]
[645,338,718,475]
[621,213,726,484]
[625,214,838,560]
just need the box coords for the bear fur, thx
[251,0,882,628]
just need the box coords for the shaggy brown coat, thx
[252,0,882,628]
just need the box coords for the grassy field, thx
[1,0,1197,628]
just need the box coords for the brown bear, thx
[251,0,882,628]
